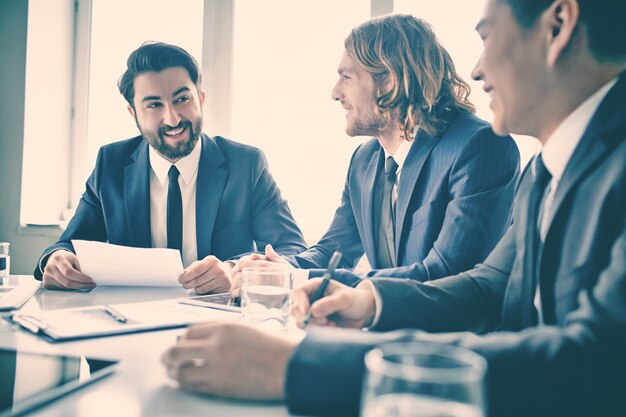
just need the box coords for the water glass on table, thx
[361,341,487,417]
[0,242,10,279]
[240,267,292,329]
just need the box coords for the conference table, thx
[0,275,297,417]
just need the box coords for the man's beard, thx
[139,117,202,161]
[347,113,387,137]
[346,99,388,137]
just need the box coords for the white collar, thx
[148,137,202,186]
[383,138,412,172]
[542,78,617,182]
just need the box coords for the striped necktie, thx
[376,156,398,269]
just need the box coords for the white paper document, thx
[72,240,184,286]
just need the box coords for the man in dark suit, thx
[163,1,626,416]
[35,42,306,294]
[231,15,519,288]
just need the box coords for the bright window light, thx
[21,0,73,225]
[231,0,370,240]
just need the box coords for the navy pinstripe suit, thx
[289,110,520,284]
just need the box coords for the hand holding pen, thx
[293,253,378,329]
[302,251,343,326]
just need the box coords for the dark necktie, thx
[167,165,183,253]
[524,155,552,323]
[376,156,398,269]
[501,154,552,329]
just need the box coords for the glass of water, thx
[0,242,10,279]
[361,341,487,417]
[240,268,292,329]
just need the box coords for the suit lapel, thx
[124,140,151,247]
[541,75,626,237]
[362,147,383,261]
[536,75,626,321]
[500,163,538,329]
[395,130,438,256]
[195,134,228,259]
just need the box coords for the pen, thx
[103,305,128,323]
[303,251,342,326]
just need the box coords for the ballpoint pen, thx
[303,251,342,326]
[103,305,128,323]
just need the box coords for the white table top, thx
[0,275,295,417]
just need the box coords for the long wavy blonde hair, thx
[345,14,475,139]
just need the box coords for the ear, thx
[127,104,135,117]
[544,0,580,67]
[199,89,206,106]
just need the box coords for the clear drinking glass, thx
[0,242,10,279]
[361,342,487,417]
[240,268,292,329]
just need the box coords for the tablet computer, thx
[179,292,241,312]
[0,280,40,311]
[0,348,118,417]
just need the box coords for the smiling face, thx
[471,0,550,137]
[331,51,387,137]
[129,67,205,162]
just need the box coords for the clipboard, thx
[9,298,238,342]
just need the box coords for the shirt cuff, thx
[222,260,238,283]
[293,268,309,288]
[224,259,237,268]
[356,279,382,330]
[38,248,73,277]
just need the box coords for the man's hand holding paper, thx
[178,255,233,295]
[41,250,96,291]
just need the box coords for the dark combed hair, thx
[345,14,475,139]
[503,0,626,62]
[118,41,202,107]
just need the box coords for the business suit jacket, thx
[34,134,306,278]
[290,110,519,284]
[286,75,626,417]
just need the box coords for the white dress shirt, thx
[540,77,618,237]
[149,139,202,268]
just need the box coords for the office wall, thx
[0,1,58,275]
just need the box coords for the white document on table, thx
[72,240,184,286]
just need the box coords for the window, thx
[21,0,74,225]
[21,0,204,226]
[230,0,371,239]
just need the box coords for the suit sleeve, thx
[287,224,626,417]
[368,128,519,282]
[286,148,365,270]
[248,149,307,256]
[33,149,107,279]
[371,223,515,333]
